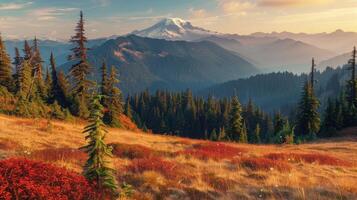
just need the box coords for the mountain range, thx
[59,35,258,94]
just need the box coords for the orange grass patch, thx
[126,157,184,180]
[178,142,246,161]
[110,143,159,159]
[28,148,86,163]
[232,157,292,172]
[202,173,236,192]
[265,152,353,167]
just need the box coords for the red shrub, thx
[265,152,352,167]
[29,148,87,163]
[232,157,292,172]
[0,158,97,200]
[110,143,156,159]
[127,157,181,179]
[178,142,246,161]
[0,141,18,150]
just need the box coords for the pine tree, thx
[253,123,261,144]
[124,96,132,119]
[13,47,23,92]
[17,60,33,99]
[0,34,13,90]
[228,96,243,141]
[103,66,123,127]
[68,11,93,117]
[100,61,109,97]
[32,37,44,80]
[81,95,118,197]
[45,67,52,98]
[346,47,357,108]
[209,129,218,141]
[23,40,32,60]
[296,61,320,137]
[239,121,248,143]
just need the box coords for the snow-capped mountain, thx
[132,18,218,41]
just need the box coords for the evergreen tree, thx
[124,96,132,119]
[100,61,109,97]
[13,47,23,92]
[209,129,218,141]
[296,64,320,137]
[31,37,44,80]
[228,96,244,141]
[0,34,13,90]
[81,95,118,197]
[253,123,261,144]
[103,66,123,127]
[17,60,33,99]
[346,47,357,108]
[68,11,93,117]
[273,112,285,135]
[23,40,32,60]
[239,121,248,143]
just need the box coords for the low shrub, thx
[232,157,292,172]
[265,152,352,167]
[178,142,246,161]
[110,143,156,159]
[126,157,182,180]
[0,158,97,200]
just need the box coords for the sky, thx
[0,0,357,40]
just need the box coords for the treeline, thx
[0,11,123,127]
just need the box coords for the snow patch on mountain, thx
[132,18,219,41]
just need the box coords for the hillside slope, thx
[0,114,356,199]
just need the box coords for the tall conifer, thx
[0,34,13,90]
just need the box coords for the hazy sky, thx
[0,0,357,40]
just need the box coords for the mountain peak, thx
[132,17,217,41]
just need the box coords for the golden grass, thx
[0,114,356,199]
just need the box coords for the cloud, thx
[258,0,333,7]
[218,0,255,13]
[29,7,78,21]
[93,0,111,7]
[189,8,209,18]
[0,2,33,10]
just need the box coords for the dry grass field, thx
[0,114,356,200]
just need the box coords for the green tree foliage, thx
[81,95,118,197]
[102,66,123,127]
[17,61,33,99]
[124,96,132,119]
[253,123,261,144]
[228,96,244,141]
[0,34,13,90]
[296,60,320,137]
[274,121,295,144]
[68,11,93,117]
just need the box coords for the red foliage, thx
[178,142,246,161]
[265,152,352,167]
[119,114,140,132]
[231,157,292,172]
[110,143,155,159]
[127,157,181,179]
[0,158,97,200]
[0,141,18,150]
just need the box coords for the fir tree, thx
[23,40,32,60]
[346,47,357,108]
[103,66,123,127]
[17,60,33,99]
[32,37,44,80]
[13,47,23,92]
[228,96,244,141]
[239,121,248,143]
[124,96,132,119]
[209,129,218,141]
[81,95,118,197]
[0,34,13,90]
[68,11,93,117]
[297,79,320,137]
[253,123,261,144]
[100,61,109,97]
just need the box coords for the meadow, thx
[0,114,356,200]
